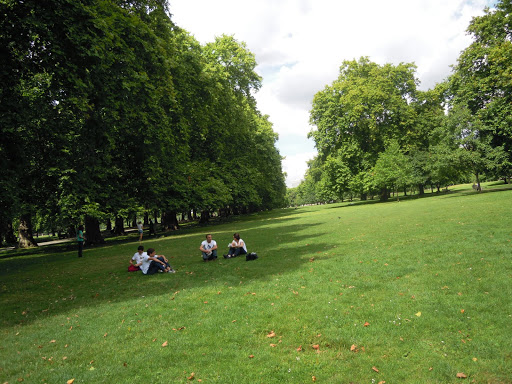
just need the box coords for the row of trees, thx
[0,0,287,247]
[289,1,511,206]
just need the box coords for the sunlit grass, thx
[1,182,511,383]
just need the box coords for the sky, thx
[168,0,495,187]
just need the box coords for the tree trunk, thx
[65,225,74,238]
[199,210,210,224]
[131,217,137,227]
[18,214,38,248]
[143,212,149,226]
[106,218,112,232]
[84,215,105,245]
[475,173,482,192]
[360,193,367,201]
[113,216,124,235]
[162,211,179,230]
[418,184,425,196]
[379,187,388,202]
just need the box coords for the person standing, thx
[77,225,84,258]
[199,234,218,261]
[137,221,143,243]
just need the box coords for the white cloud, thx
[168,0,494,187]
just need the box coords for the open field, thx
[1,183,511,383]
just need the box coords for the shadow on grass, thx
[0,210,327,329]
[326,183,512,210]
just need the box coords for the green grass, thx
[1,182,512,383]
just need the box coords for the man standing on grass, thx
[140,248,175,275]
[199,234,218,262]
[77,225,84,258]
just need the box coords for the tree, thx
[309,57,419,199]
[451,0,512,182]
[372,141,411,201]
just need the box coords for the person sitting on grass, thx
[140,248,175,274]
[128,245,145,272]
[224,233,247,259]
[199,233,218,262]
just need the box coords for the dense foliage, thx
[294,0,511,206]
[0,0,286,246]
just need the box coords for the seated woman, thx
[224,233,247,258]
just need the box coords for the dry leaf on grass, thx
[456,372,467,379]
[67,380,75,384]
[350,344,357,352]
[296,345,303,352]
[249,354,254,358]
[161,341,168,347]
[266,331,276,338]
[312,376,317,382]
[372,366,380,373]
[364,321,370,327]
[187,372,195,380]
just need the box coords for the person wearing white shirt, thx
[140,248,175,274]
[224,232,247,258]
[129,245,145,271]
[199,234,218,261]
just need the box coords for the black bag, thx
[246,252,258,261]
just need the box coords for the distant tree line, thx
[289,0,511,206]
[0,0,286,247]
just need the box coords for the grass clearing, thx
[1,183,512,383]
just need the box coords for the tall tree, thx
[451,0,512,182]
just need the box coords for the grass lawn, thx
[1,183,511,383]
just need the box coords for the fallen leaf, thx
[460,309,465,314]
[270,343,277,347]
[50,340,56,343]
[103,333,108,337]
[187,372,195,380]
[372,366,379,373]
[249,354,254,358]
[415,312,422,317]
[350,344,357,352]
[267,331,276,338]
[312,344,320,350]
[312,376,317,382]
[67,380,75,384]
[456,372,467,378]
[309,258,315,262]
[378,381,386,384]
[296,345,303,352]
[162,341,168,347]
[472,357,478,362]
[364,321,370,327]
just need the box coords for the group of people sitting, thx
[128,233,248,274]
[128,246,176,274]
[199,232,247,262]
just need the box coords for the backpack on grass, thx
[246,252,258,261]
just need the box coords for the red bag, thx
[128,264,140,272]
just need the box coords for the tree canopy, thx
[0,0,286,246]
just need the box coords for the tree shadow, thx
[0,213,329,329]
